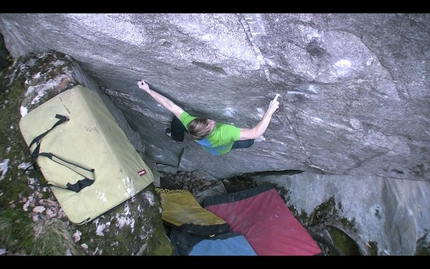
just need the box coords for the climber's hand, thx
[269,94,280,114]
[137,80,150,93]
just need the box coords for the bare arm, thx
[239,94,280,140]
[137,80,184,119]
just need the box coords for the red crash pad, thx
[204,185,322,256]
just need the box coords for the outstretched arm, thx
[239,94,280,140]
[137,80,184,119]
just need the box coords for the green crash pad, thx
[19,85,153,224]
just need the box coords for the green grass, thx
[31,218,83,255]
[0,62,35,255]
[0,58,76,255]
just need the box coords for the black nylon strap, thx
[28,114,69,149]
[35,152,95,192]
[66,178,95,192]
[24,112,95,193]
[38,152,95,179]
[24,114,69,184]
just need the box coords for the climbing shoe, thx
[165,128,173,139]
[165,128,183,142]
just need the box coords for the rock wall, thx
[0,14,429,180]
[1,14,430,255]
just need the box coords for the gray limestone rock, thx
[1,13,430,255]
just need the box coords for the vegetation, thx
[0,55,174,256]
[0,58,75,255]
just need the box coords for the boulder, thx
[1,13,430,255]
[0,50,173,255]
[0,14,429,180]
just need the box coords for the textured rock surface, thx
[0,13,429,180]
[0,50,173,255]
[1,13,430,255]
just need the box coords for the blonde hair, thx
[188,118,212,140]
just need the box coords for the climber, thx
[137,79,280,155]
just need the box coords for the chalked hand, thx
[269,93,280,113]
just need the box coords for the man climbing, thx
[137,79,280,155]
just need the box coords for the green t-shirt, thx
[180,111,240,155]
